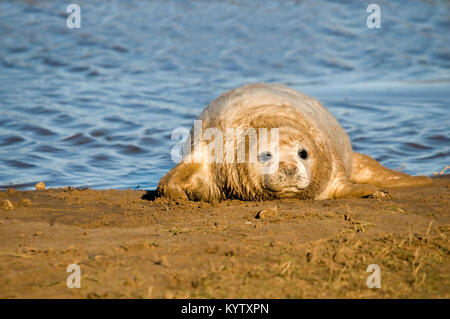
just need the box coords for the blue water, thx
[0,0,449,190]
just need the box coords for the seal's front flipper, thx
[329,179,389,199]
[157,163,193,201]
[157,163,220,202]
[351,152,432,188]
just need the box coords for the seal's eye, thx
[298,149,308,160]
[259,151,272,163]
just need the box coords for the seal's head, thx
[222,108,331,200]
[257,137,312,196]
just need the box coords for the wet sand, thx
[0,176,449,299]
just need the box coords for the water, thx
[0,0,449,190]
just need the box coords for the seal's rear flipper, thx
[351,152,432,188]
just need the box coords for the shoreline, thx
[0,176,449,298]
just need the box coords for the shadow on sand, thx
[141,190,159,201]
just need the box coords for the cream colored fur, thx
[157,83,432,201]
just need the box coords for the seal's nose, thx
[280,163,297,177]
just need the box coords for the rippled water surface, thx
[0,0,449,190]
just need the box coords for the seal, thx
[157,83,431,201]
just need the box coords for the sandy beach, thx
[0,175,448,298]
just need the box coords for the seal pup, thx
[157,83,431,201]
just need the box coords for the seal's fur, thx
[157,83,431,201]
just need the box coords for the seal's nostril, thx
[282,165,297,177]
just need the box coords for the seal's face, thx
[255,138,312,196]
